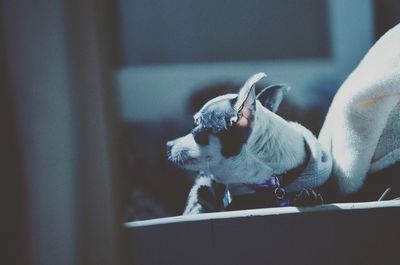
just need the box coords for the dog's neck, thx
[246,102,306,174]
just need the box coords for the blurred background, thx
[1,0,400,265]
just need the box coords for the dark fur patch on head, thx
[217,125,251,157]
[191,126,211,146]
[197,97,252,157]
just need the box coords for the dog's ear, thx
[256,84,290,113]
[231,72,267,127]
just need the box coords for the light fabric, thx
[319,23,400,195]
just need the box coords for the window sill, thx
[124,201,400,265]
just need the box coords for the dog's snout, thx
[166,140,174,152]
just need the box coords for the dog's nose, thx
[166,140,174,153]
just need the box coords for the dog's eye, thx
[192,127,210,146]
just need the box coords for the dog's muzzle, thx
[166,140,174,154]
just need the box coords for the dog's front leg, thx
[183,172,227,215]
[291,188,324,207]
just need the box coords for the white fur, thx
[247,101,306,174]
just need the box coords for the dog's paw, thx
[183,173,226,215]
[292,188,324,207]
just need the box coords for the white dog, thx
[167,73,331,213]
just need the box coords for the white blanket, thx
[319,23,400,195]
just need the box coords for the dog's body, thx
[167,73,331,213]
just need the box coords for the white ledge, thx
[124,200,400,228]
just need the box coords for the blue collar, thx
[247,176,290,206]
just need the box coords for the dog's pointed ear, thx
[231,72,267,127]
[256,84,290,113]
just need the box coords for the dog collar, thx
[242,138,312,206]
[246,176,290,206]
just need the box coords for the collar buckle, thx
[274,187,286,199]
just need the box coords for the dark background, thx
[118,0,331,65]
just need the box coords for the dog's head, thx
[167,72,290,183]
